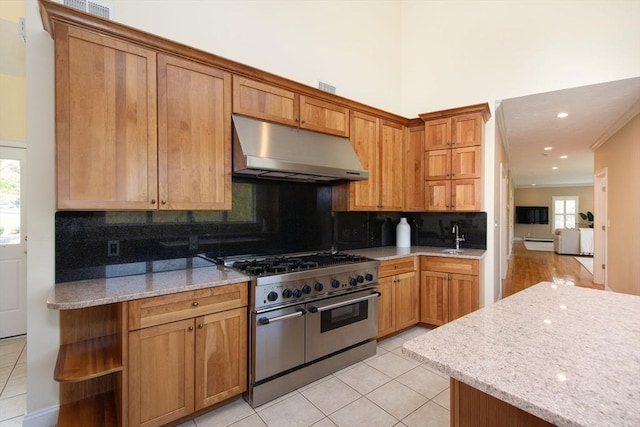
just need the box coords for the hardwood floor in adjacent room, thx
[502,241,603,298]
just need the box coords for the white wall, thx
[24,0,640,418]
[25,0,58,416]
[400,0,640,116]
[111,0,403,115]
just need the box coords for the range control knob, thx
[314,282,324,291]
[365,273,374,281]
[302,284,312,294]
[292,289,302,298]
[282,289,292,298]
[349,277,358,286]
[267,291,278,302]
[331,279,340,288]
[357,275,364,283]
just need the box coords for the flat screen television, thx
[515,206,549,224]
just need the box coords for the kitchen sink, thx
[442,249,464,254]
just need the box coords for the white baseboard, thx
[23,405,58,427]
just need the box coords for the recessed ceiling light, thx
[560,155,568,159]
[531,183,536,186]
[557,112,569,118]
[552,166,559,170]
[544,147,553,151]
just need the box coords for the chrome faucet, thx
[452,224,465,250]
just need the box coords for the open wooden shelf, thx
[58,391,119,427]
[54,334,123,382]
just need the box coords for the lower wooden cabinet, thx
[128,283,248,427]
[420,256,479,325]
[129,319,195,427]
[377,257,419,339]
[195,307,247,410]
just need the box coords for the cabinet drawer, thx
[129,282,248,330]
[421,256,479,275]
[379,257,417,277]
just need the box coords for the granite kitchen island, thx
[402,282,640,427]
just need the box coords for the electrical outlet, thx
[107,240,120,257]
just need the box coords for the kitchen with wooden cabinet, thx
[39,1,490,425]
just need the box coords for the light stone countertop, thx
[402,282,640,427]
[47,266,250,310]
[48,245,484,310]
[345,245,486,261]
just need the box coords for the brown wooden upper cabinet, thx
[332,112,405,211]
[424,113,485,150]
[403,123,426,212]
[232,76,350,137]
[54,25,231,210]
[420,104,490,212]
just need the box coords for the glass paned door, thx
[0,146,27,338]
[0,158,21,244]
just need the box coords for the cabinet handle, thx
[161,199,167,205]
[198,323,204,329]
[301,120,306,124]
[192,301,199,307]
[188,326,194,331]
[150,199,156,205]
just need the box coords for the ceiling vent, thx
[60,0,113,19]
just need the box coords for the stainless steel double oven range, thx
[221,252,380,408]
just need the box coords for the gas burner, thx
[209,251,374,278]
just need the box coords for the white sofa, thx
[554,229,580,255]
[553,228,594,255]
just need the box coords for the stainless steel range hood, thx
[232,114,367,183]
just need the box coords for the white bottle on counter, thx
[396,217,411,247]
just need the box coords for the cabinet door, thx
[424,118,451,150]
[425,149,451,180]
[451,146,481,179]
[347,111,380,210]
[299,96,350,137]
[158,55,232,210]
[195,307,247,410]
[379,120,405,211]
[376,275,395,339]
[420,271,448,326]
[129,319,195,427]
[404,124,425,211]
[426,180,451,211]
[451,113,483,147]
[448,274,479,322]
[232,76,298,127]
[395,271,419,330]
[55,25,158,210]
[451,179,481,211]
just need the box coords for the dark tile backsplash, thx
[55,179,333,282]
[56,179,486,282]
[334,212,487,250]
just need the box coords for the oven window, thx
[320,301,368,333]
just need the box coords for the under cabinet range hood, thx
[232,114,368,183]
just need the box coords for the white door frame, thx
[593,168,607,287]
[0,145,27,338]
[500,163,508,284]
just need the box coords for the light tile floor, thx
[180,326,450,427]
[0,335,26,426]
[0,328,447,427]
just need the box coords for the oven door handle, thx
[308,291,381,314]
[257,308,306,325]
